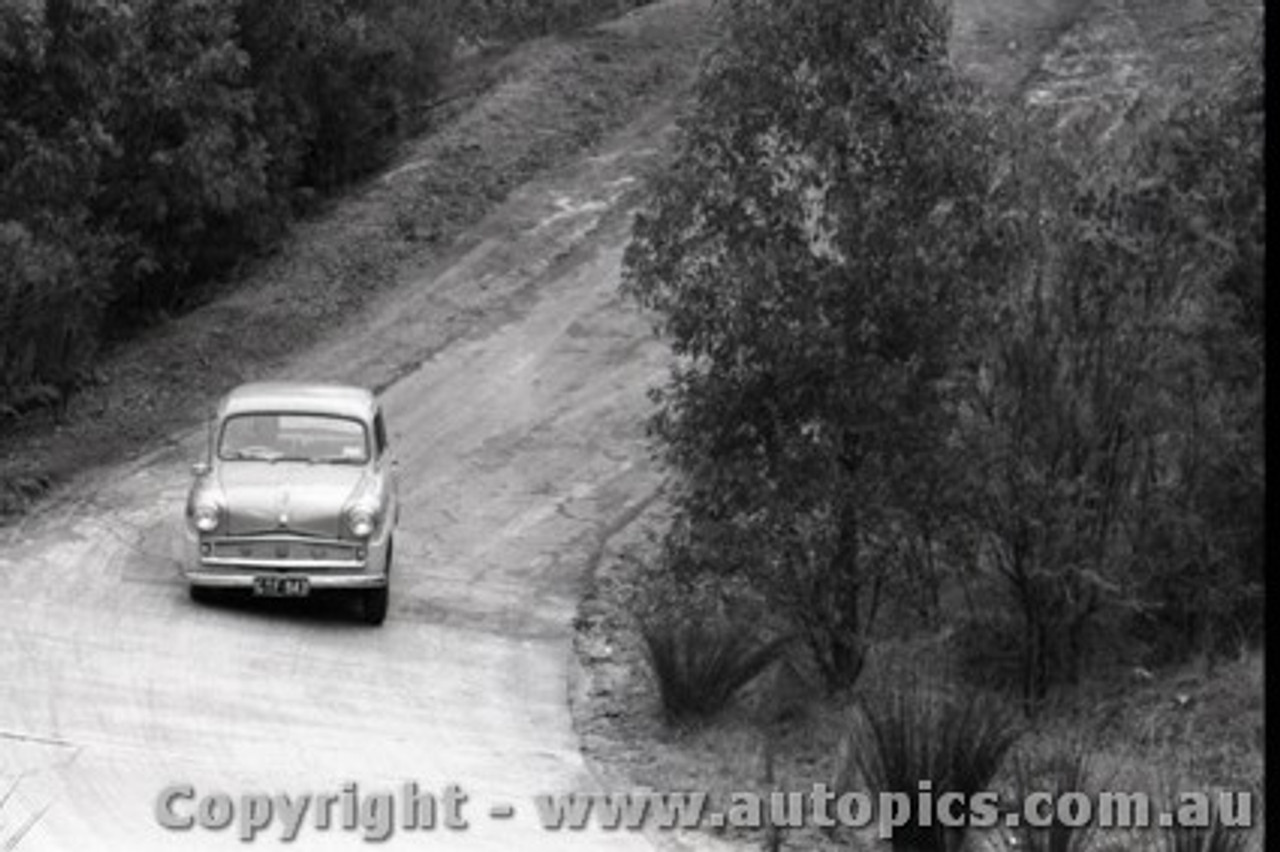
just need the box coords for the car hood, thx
[216,463,367,538]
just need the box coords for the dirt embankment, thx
[0,0,714,520]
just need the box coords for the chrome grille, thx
[205,535,362,570]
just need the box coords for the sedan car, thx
[183,382,398,625]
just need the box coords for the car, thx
[182,382,399,625]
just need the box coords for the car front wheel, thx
[361,541,392,626]
[362,585,389,626]
[360,583,384,624]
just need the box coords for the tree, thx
[235,0,447,199]
[96,0,268,317]
[1117,60,1264,662]
[623,0,1009,692]
[954,56,1264,707]
[1,0,122,410]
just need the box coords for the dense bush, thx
[1118,64,1265,663]
[1,0,123,413]
[624,0,1263,706]
[100,0,269,316]
[2,0,656,418]
[953,59,1264,705]
[1,0,455,413]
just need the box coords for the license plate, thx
[253,576,310,598]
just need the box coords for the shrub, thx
[640,615,790,729]
[837,682,1022,852]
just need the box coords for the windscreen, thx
[218,414,369,464]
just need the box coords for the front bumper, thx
[183,530,390,590]
[184,570,387,590]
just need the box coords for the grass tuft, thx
[640,616,790,729]
[1007,741,1102,852]
[839,682,1023,852]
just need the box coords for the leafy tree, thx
[955,57,1264,707]
[2,0,453,416]
[1,0,122,408]
[1119,61,1264,662]
[96,0,267,317]
[236,0,447,199]
[623,0,1009,692]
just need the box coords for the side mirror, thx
[192,461,211,477]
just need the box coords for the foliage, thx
[951,54,1264,708]
[640,614,791,728]
[236,0,448,198]
[1,0,122,410]
[1,0,454,415]
[99,0,268,316]
[622,0,1260,714]
[1117,64,1265,663]
[623,0,1011,692]
[835,682,1023,852]
[949,122,1154,707]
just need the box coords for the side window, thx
[373,411,388,458]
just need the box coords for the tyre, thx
[362,585,389,626]
[361,540,392,626]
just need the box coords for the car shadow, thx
[189,588,375,627]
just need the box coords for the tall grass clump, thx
[1005,742,1102,852]
[838,682,1023,852]
[640,616,790,729]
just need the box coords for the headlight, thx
[192,503,221,533]
[347,507,376,538]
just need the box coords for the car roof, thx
[218,382,378,422]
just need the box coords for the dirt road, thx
[0,98,691,850]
